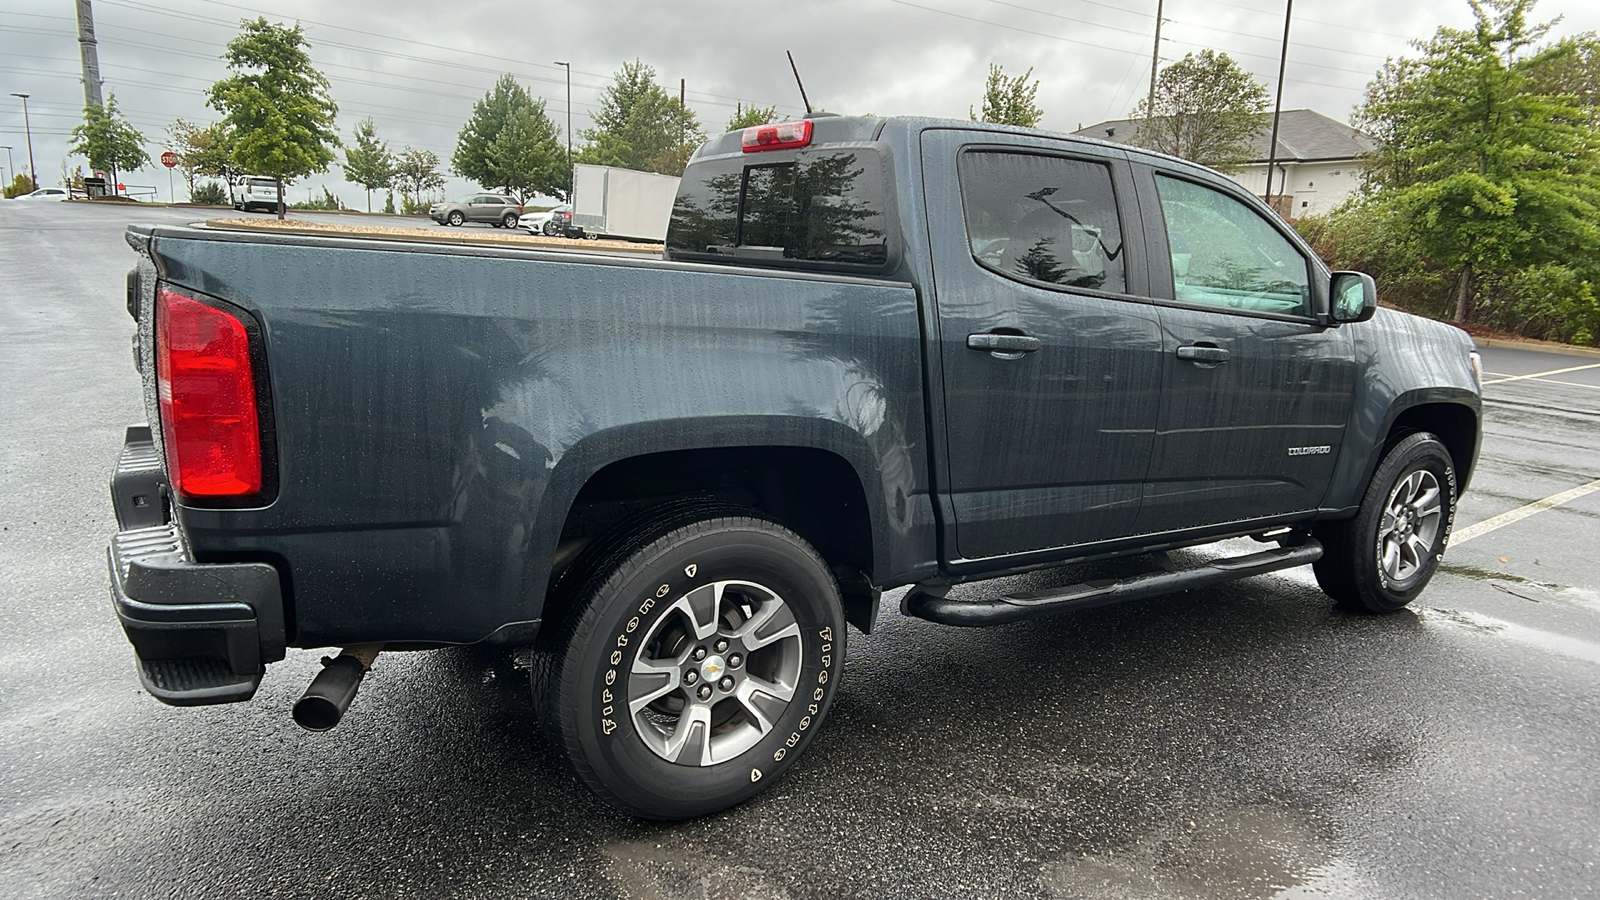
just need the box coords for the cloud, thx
[3,0,1598,202]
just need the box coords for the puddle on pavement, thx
[601,840,790,900]
[1419,607,1600,666]
[1039,803,1334,900]
[1437,564,1600,609]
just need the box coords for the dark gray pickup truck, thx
[108,116,1481,818]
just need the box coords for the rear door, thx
[920,130,1164,562]
[1132,165,1356,533]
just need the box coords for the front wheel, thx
[538,508,845,819]
[1314,432,1457,612]
[447,210,464,226]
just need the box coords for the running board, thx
[904,540,1323,627]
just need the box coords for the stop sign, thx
[160,150,178,168]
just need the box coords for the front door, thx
[921,131,1164,562]
[1133,168,1357,534]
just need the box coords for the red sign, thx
[160,150,178,168]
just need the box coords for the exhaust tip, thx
[292,694,345,732]
[291,646,381,732]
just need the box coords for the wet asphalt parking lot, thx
[3,201,1598,899]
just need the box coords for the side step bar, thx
[905,540,1323,627]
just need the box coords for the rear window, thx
[666,148,889,269]
[249,179,276,190]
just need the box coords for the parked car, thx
[13,187,70,201]
[429,194,523,228]
[519,203,571,235]
[235,177,282,213]
[107,115,1481,820]
[546,204,577,236]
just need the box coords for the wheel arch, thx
[1334,390,1481,512]
[528,416,889,629]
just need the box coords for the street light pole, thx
[553,61,572,199]
[10,93,37,191]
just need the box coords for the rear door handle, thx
[1176,345,1230,363]
[967,333,1041,354]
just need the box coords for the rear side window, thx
[957,151,1127,294]
[1153,174,1311,316]
[666,149,889,269]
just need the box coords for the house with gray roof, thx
[1073,109,1375,217]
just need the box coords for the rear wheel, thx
[537,506,845,819]
[1314,432,1457,612]
[502,212,520,229]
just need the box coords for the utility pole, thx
[553,61,571,198]
[0,145,12,190]
[1146,0,1165,117]
[76,0,104,109]
[1264,0,1293,214]
[10,93,36,191]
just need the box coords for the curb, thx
[1473,336,1600,360]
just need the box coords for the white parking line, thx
[1453,477,1600,545]
[1481,363,1600,385]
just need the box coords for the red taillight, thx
[741,119,813,152]
[155,287,262,498]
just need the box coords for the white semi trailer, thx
[570,164,681,242]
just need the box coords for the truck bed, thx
[127,222,931,649]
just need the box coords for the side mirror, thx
[1330,271,1378,323]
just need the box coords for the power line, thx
[983,0,1386,73]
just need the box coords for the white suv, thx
[235,177,282,213]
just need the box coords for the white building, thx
[1073,109,1375,218]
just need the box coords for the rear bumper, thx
[108,426,286,706]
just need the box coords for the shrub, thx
[4,173,37,198]
[190,181,228,205]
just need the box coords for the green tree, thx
[1353,0,1600,323]
[392,146,445,211]
[342,117,394,212]
[970,64,1045,127]
[578,60,704,176]
[4,173,36,198]
[68,94,149,195]
[1131,50,1268,171]
[1527,33,1600,125]
[453,75,566,201]
[207,18,340,219]
[726,104,778,133]
[167,119,238,201]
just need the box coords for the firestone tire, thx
[447,211,465,226]
[538,507,845,820]
[1314,432,1457,613]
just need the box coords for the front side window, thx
[1154,174,1311,316]
[957,151,1127,294]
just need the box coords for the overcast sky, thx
[4,0,1599,205]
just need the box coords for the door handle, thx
[1176,345,1230,363]
[967,333,1041,354]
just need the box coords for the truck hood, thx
[1368,306,1477,355]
